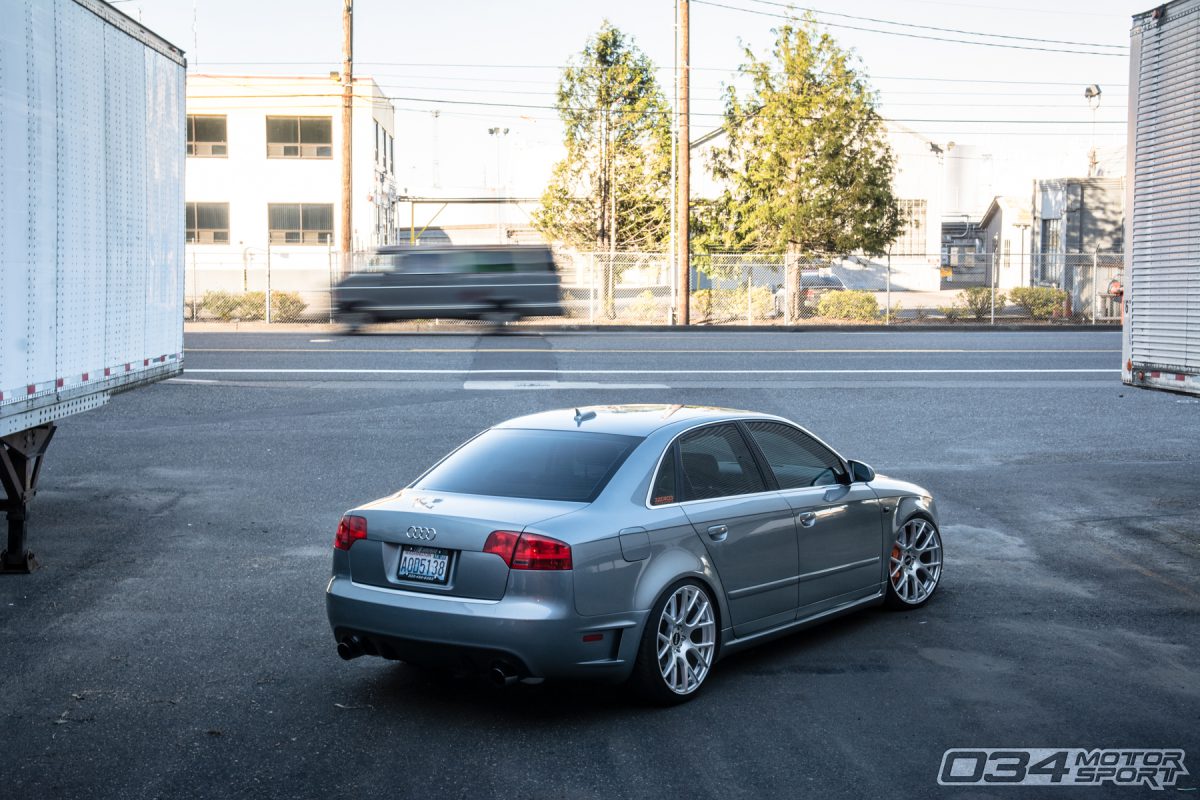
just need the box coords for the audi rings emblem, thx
[405,525,437,541]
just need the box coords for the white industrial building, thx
[184,75,398,305]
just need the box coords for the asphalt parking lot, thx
[2,329,1197,799]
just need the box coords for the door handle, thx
[706,524,728,542]
[798,512,817,528]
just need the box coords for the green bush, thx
[271,291,307,322]
[198,290,306,322]
[938,304,962,322]
[691,289,714,321]
[625,290,665,322]
[737,285,777,321]
[200,290,241,321]
[958,287,1006,320]
[1009,286,1067,319]
[236,292,267,321]
[817,289,879,321]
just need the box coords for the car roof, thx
[493,404,784,437]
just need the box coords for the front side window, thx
[186,202,230,243]
[414,429,641,503]
[187,115,227,157]
[266,116,332,158]
[268,203,333,245]
[678,425,766,501]
[745,421,845,488]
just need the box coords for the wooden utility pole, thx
[340,0,353,273]
[675,0,690,325]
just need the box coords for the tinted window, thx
[414,429,640,503]
[745,421,845,488]
[650,447,678,505]
[679,425,766,501]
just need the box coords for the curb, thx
[185,322,1122,334]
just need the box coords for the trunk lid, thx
[346,490,584,600]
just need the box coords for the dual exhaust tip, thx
[336,635,522,687]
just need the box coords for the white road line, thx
[185,368,1120,376]
[167,378,220,384]
[464,381,670,390]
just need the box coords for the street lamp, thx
[488,127,509,243]
[1014,221,1031,287]
[1085,84,1102,176]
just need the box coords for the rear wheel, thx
[885,515,943,609]
[630,580,718,705]
[340,308,372,335]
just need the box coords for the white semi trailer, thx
[1122,0,1200,396]
[0,0,185,572]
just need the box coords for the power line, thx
[186,91,1127,124]
[735,0,1127,49]
[195,63,1128,88]
[690,0,1129,56]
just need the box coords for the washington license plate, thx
[397,545,450,584]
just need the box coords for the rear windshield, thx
[413,428,641,503]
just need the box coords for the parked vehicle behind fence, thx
[333,245,564,331]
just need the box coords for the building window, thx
[892,199,927,257]
[268,203,333,244]
[265,117,333,158]
[187,115,227,157]
[186,202,230,243]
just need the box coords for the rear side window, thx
[745,421,846,488]
[413,429,641,503]
[678,425,766,501]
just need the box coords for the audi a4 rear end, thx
[326,405,943,703]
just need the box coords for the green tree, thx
[532,22,671,318]
[704,16,900,319]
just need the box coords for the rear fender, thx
[632,539,729,638]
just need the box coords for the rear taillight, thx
[483,530,571,570]
[334,515,367,551]
[483,530,521,562]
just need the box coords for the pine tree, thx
[705,16,900,318]
[533,22,671,318]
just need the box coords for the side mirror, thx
[847,460,875,483]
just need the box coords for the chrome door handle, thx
[706,524,728,542]
[798,512,817,528]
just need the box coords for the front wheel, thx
[885,515,943,609]
[629,580,718,705]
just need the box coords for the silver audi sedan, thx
[326,405,942,704]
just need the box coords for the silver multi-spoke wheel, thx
[887,517,942,607]
[654,584,717,695]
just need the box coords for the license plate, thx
[397,545,450,584]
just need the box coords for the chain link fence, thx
[183,247,1124,326]
[185,246,340,323]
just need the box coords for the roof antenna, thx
[574,408,596,426]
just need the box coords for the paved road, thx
[2,330,1196,799]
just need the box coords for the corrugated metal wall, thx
[1129,0,1200,372]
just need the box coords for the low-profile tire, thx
[482,302,520,331]
[340,308,372,335]
[629,579,719,705]
[885,514,943,609]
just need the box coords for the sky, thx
[115,0,1145,200]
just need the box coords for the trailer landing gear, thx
[1,424,56,574]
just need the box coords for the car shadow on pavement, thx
[342,607,902,718]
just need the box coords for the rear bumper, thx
[325,576,646,681]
